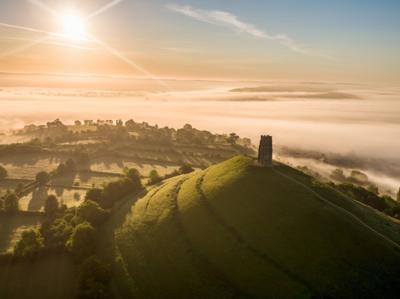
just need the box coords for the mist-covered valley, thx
[1,80,399,194]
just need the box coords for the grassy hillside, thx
[116,156,400,299]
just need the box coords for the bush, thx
[36,171,50,185]
[76,200,109,226]
[179,163,194,174]
[14,229,44,258]
[0,165,7,180]
[44,195,59,216]
[67,222,97,261]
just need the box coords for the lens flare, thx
[60,11,87,42]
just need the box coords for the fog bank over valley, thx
[1,81,399,194]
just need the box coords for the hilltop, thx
[116,156,400,299]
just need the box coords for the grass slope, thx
[116,156,400,299]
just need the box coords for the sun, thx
[60,11,87,42]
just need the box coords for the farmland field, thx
[0,154,62,179]
[51,172,123,188]
[91,159,179,177]
[19,187,86,211]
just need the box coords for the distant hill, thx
[116,156,400,299]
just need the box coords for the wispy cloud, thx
[167,4,329,58]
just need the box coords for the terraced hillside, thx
[116,156,400,299]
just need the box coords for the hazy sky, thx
[0,0,400,85]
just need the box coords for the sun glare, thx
[60,11,87,42]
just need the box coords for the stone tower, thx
[258,135,273,167]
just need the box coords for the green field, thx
[19,187,86,211]
[116,156,400,299]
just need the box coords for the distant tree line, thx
[335,183,400,219]
[16,119,253,149]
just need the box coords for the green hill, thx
[116,156,400,299]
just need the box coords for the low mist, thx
[1,81,399,193]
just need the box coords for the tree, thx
[3,193,18,213]
[40,218,73,249]
[148,170,162,185]
[227,133,239,145]
[36,171,50,185]
[126,168,142,187]
[397,188,400,202]
[179,163,194,174]
[14,229,44,257]
[183,123,192,130]
[76,200,108,226]
[0,165,7,180]
[44,195,59,216]
[330,168,346,182]
[67,222,97,261]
